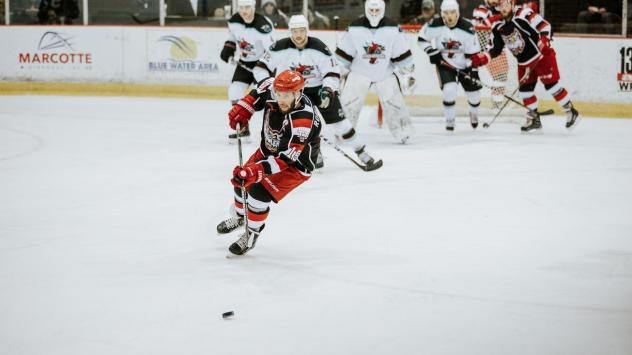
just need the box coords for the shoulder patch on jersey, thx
[306,37,332,56]
[252,14,274,33]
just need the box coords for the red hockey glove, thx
[538,35,551,53]
[231,162,265,188]
[470,53,490,68]
[228,95,256,130]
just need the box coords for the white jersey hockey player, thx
[418,0,482,131]
[335,0,415,144]
[254,15,382,170]
[220,0,275,141]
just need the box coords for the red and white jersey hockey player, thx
[220,0,275,142]
[470,0,581,131]
[335,0,416,144]
[217,70,321,256]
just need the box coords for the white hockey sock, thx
[466,90,481,116]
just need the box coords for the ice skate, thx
[565,106,581,130]
[217,216,244,235]
[229,229,261,256]
[228,126,251,144]
[470,112,479,129]
[521,110,542,133]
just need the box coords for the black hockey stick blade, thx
[539,109,555,116]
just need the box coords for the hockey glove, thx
[425,48,442,65]
[231,162,265,188]
[220,41,237,63]
[228,95,256,130]
[318,87,334,109]
[470,53,490,68]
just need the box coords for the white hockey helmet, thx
[237,0,256,8]
[288,15,309,30]
[440,0,460,15]
[365,0,385,27]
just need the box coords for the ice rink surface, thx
[1,95,631,355]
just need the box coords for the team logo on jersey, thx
[290,64,317,79]
[501,28,526,56]
[362,42,386,64]
[442,39,463,58]
[263,114,289,152]
[239,40,255,57]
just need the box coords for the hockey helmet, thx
[237,0,256,7]
[440,0,460,15]
[365,0,385,27]
[288,15,309,30]
[274,70,305,93]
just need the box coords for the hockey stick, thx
[320,136,381,172]
[235,123,255,249]
[439,60,554,118]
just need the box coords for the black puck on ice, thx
[222,311,234,319]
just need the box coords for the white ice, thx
[1,95,631,355]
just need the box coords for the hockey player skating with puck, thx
[335,0,416,144]
[418,0,482,131]
[470,0,581,132]
[217,70,321,255]
[253,15,382,171]
[220,0,275,142]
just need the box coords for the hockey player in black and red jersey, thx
[253,15,382,171]
[220,0,275,142]
[470,0,581,132]
[216,70,321,255]
[418,0,482,131]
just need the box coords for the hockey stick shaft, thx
[236,123,253,247]
[320,136,368,171]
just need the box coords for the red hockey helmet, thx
[273,70,305,93]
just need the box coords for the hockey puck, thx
[222,311,234,319]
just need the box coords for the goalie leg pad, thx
[340,72,372,127]
[375,74,415,144]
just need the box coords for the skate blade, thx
[520,129,544,135]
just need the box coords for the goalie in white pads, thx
[335,0,416,144]
[254,15,382,171]
[418,0,482,131]
[220,0,275,142]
